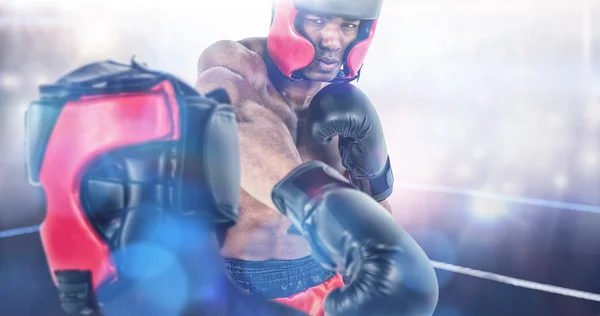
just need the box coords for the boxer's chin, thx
[300,65,341,82]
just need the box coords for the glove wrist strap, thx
[272,161,356,270]
[272,161,354,222]
[348,156,394,202]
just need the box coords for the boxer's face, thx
[299,13,360,82]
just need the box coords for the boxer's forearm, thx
[238,128,302,210]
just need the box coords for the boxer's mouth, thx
[314,58,339,71]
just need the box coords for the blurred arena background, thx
[0,0,599,315]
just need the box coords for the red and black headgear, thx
[25,60,240,314]
[267,0,384,82]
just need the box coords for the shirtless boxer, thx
[31,60,437,316]
[194,0,396,314]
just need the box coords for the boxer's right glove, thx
[271,161,439,316]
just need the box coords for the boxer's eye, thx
[309,19,324,25]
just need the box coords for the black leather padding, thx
[52,60,243,248]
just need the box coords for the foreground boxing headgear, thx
[25,60,240,314]
[267,0,383,82]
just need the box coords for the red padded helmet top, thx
[267,0,382,81]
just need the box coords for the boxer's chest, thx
[264,91,344,173]
[294,110,344,173]
[256,77,344,173]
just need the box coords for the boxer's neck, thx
[278,79,327,111]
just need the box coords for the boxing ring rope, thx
[430,261,600,302]
[0,224,40,239]
[396,183,600,214]
[2,184,600,303]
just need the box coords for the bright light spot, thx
[6,0,84,12]
[470,197,507,219]
[500,182,521,195]
[472,147,486,160]
[33,73,50,86]
[547,113,564,129]
[480,183,497,192]
[414,164,436,182]
[503,149,520,163]
[456,124,469,142]
[582,151,599,167]
[434,149,449,159]
[76,19,118,58]
[553,175,569,189]
[584,99,600,127]
[580,150,599,175]
[18,102,29,116]
[433,120,450,135]
[2,103,30,165]
[0,73,21,90]
[454,163,473,179]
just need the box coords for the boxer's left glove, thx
[307,83,393,201]
[272,161,439,316]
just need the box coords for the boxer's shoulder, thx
[197,38,268,87]
[237,37,268,57]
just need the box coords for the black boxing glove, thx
[271,161,439,316]
[307,83,393,201]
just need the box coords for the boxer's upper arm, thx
[196,40,298,133]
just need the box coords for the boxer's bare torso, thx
[196,37,345,261]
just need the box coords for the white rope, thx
[431,260,600,302]
[2,225,600,302]
[0,224,40,239]
[397,182,600,214]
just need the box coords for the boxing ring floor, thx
[2,183,600,316]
